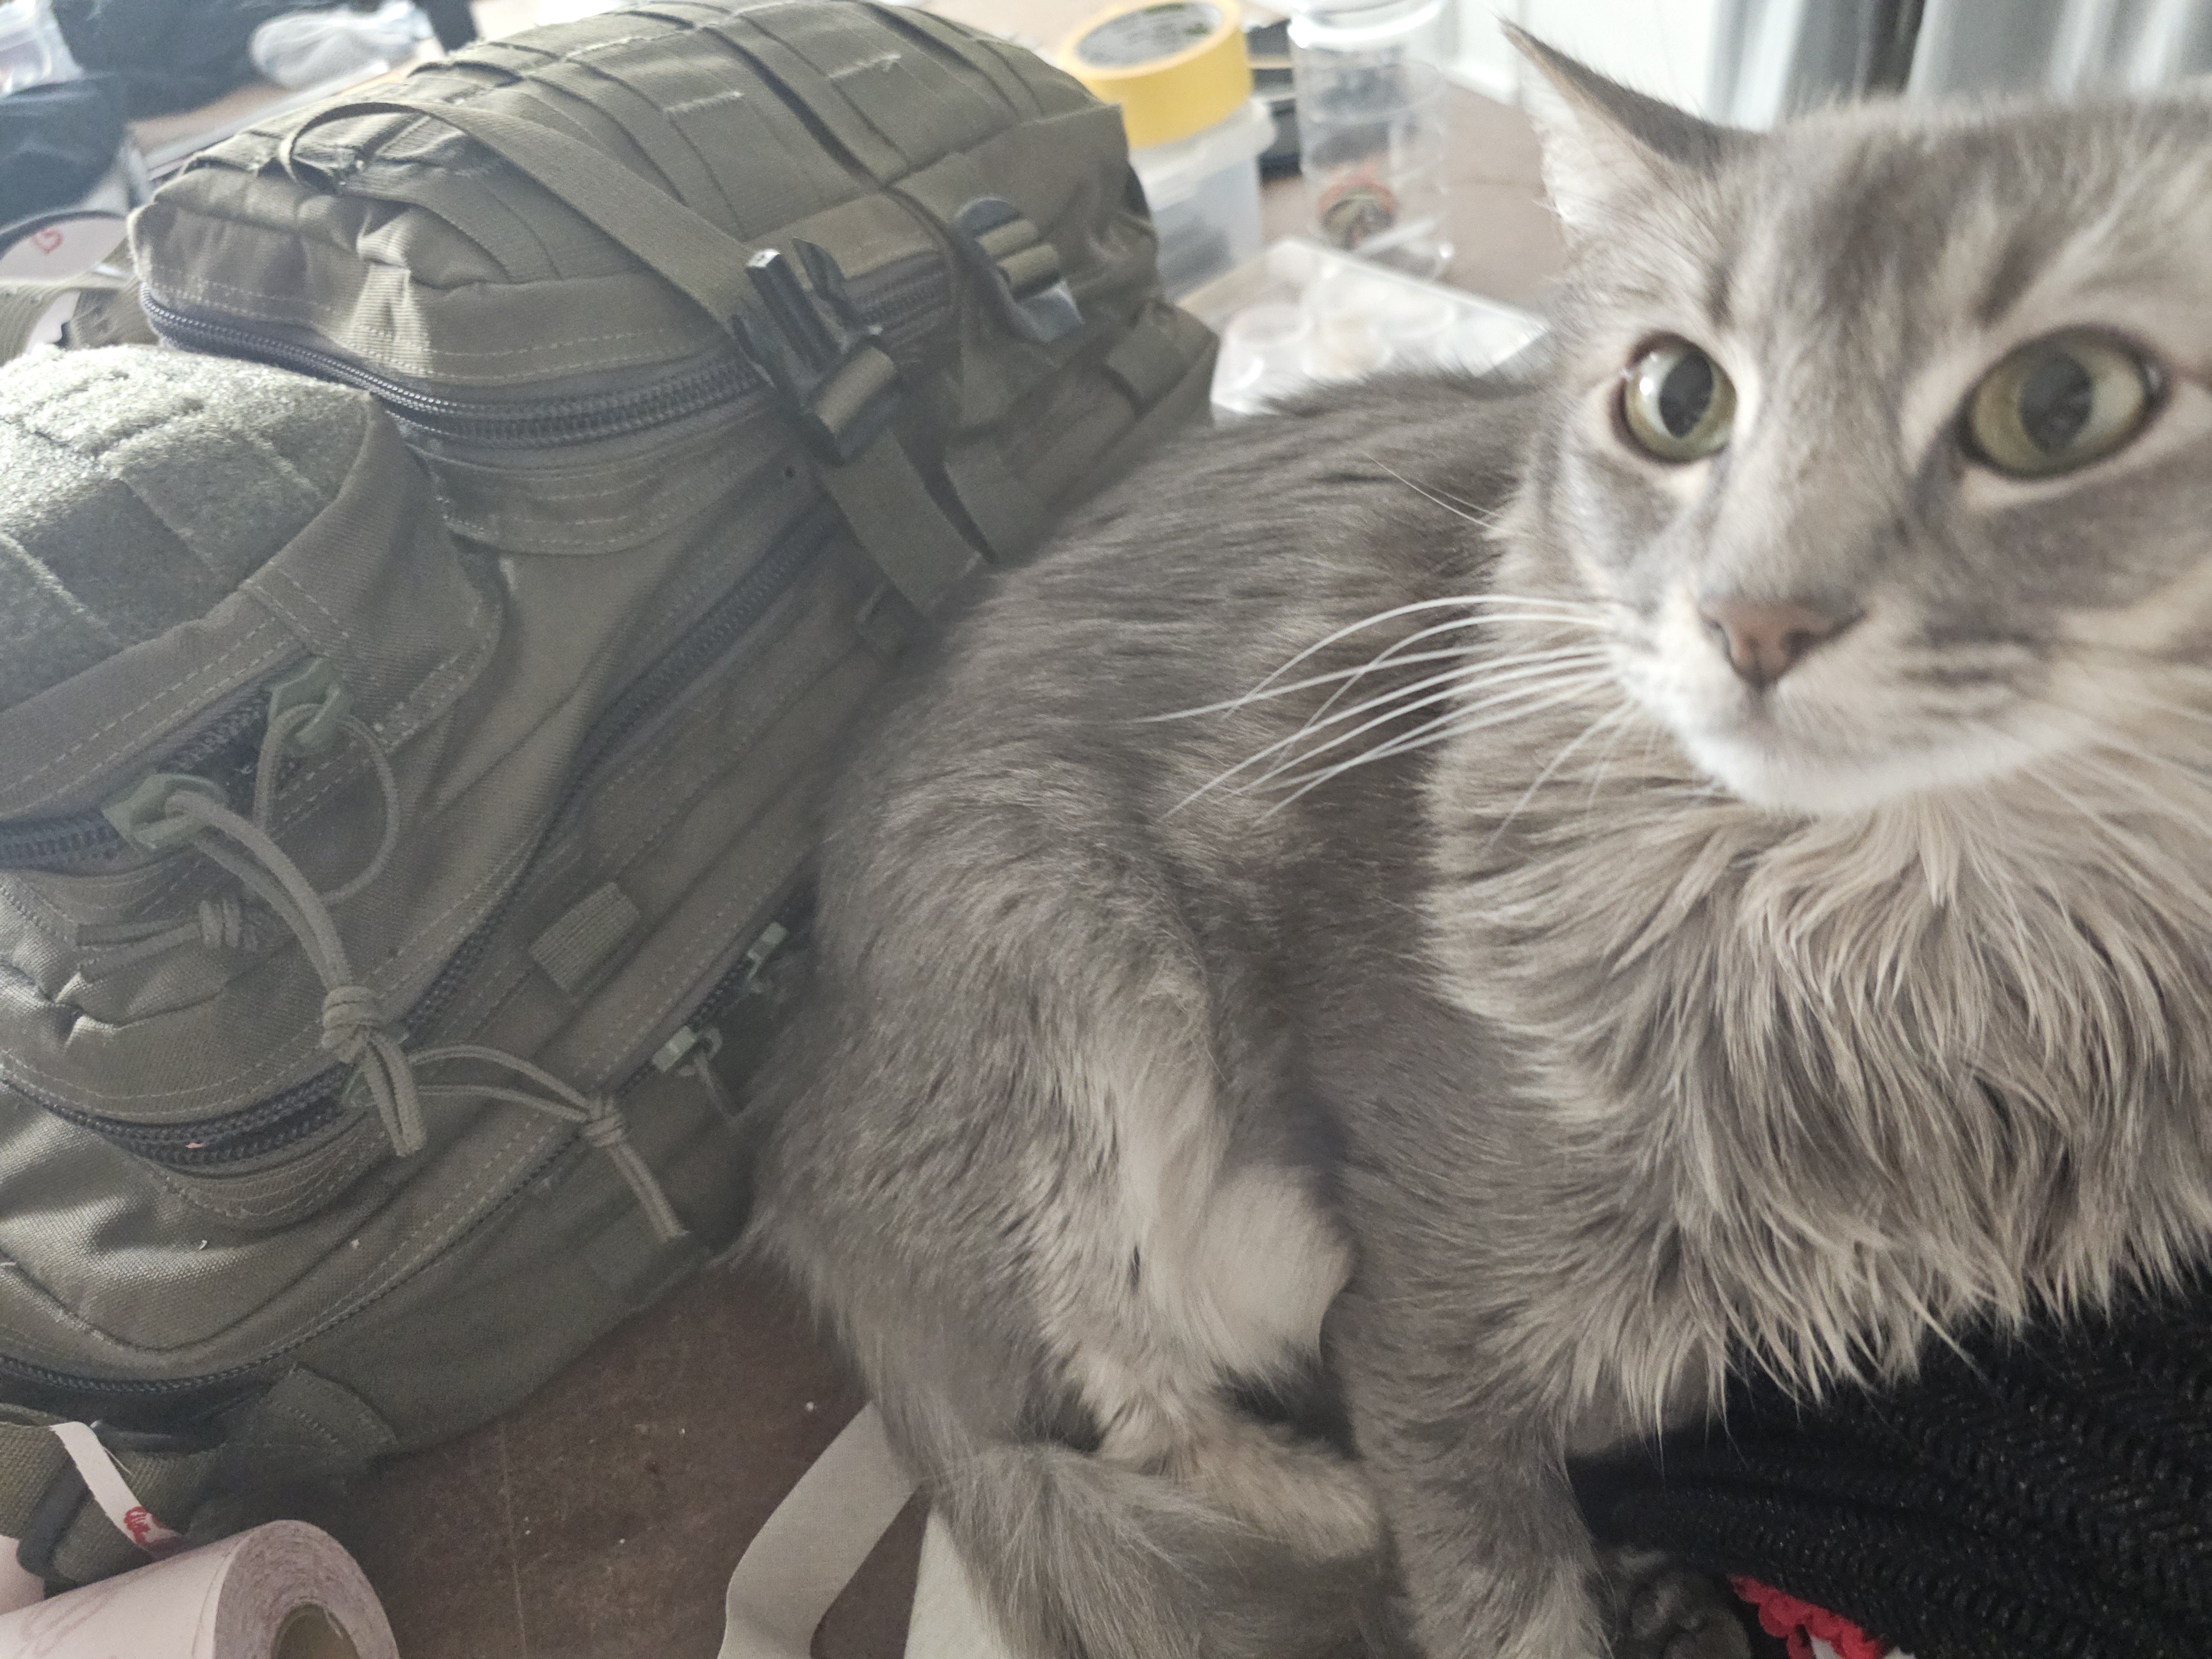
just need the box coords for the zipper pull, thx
[648,921,792,1124]
[653,1022,738,1124]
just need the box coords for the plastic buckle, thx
[101,773,227,853]
[950,197,1082,346]
[11,1455,85,1584]
[733,242,901,466]
[265,658,353,756]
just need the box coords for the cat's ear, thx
[1505,27,1745,242]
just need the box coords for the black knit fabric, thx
[1572,1275,2212,1658]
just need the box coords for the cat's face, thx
[1522,49,2212,816]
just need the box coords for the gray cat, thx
[752,36,2212,1659]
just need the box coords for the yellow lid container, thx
[1060,1,1252,152]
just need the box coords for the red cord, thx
[1730,1576,1892,1659]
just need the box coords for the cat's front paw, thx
[1599,1550,1751,1659]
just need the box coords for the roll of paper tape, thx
[1061,2,1250,149]
[0,1521,395,1659]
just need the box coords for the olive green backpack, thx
[0,0,1212,1588]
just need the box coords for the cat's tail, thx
[905,1399,1390,1659]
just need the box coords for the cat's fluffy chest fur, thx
[1425,685,2212,1421]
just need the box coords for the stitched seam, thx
[247,560,494,746]
[0,1124,541,1366]
[582,821,806,1072]
[322,1119,546,1324]
[434,459,747,505]
[602,630,832,865]
[2,627,294,812]
[260,1404,348,1457]
[147,275,705,361]
[441,487,730,530]
[144,1124,379,1222]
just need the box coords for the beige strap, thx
[718,1404,915,1659]
[0,270,128,362]
[905,1512,1020,1659]
[46,1426,186,1562]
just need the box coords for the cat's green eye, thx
[1620,338,1736,462]
[1964,332,2158,478]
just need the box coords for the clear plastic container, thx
[1285,0,1453,279]
[0,0,79,96]
[1130,96,1274,297]
[1182,237,1544,415]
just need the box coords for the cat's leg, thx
[763,984,1386,1657]
[1324,1270,1613,1659]
[1329,1289,1746,1659]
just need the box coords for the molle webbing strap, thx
[525,58,742,228]
[280,95,983,616]
[735,4,1012,170]
[870,5,1047,121]
[700,13,906,184]
[580,48,816,233]
[816,440,980,617]
[280,98,768,333]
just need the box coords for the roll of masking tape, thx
[1061,1,1251,150]
[0,1522,395,1659]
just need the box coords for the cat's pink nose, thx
[1697,596,1855,688]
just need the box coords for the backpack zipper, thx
[0,687,294,870]
[0,500,841,1167]
[137,253,952,451]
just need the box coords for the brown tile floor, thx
[299,1264,925,1659]
[302,33,1567,1659]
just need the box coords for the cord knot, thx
[319,983,384,1061]
[579,1099,629,1151]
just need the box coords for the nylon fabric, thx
[705,13,907,184]
[280,97,770,335]
[817,439,983,616]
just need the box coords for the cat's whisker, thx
[1301,613,1611,731]
[1248,653,1614,793]
[1146,612,1606,726]
[1260,680,1616,817]
[1241,593,1610,700]
[1355,450,1504,530]
[1171,649,1614,815]
[1258,672,1616,812]
[2004,692,2212,803]
[2018,765,2208,900]
[1287,643,1614,749]
[1141,647,1493,723]
[2078,680,2212,731]
[2047,746,2212,844]
[1577,705,1646,821]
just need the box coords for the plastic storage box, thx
[1059,2,1270,296]
[1180,237,1546,415]
[1130,96,1274,296]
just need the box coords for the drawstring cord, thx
[92,702,686,1241]
[410,1045,688,1243]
